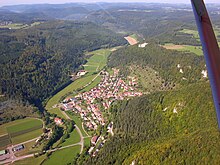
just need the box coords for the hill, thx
[0,20,126,108]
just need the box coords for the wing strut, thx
[191,0,220,129]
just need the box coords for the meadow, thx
[66,111,89,137]
[43,146,81,165]
[84,49,112,74]
[59,129,81,147]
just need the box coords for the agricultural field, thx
[124,36,139,45]
[162,43,203,56]
[43,146,81,165]
[0,118,43,148]
[84,49,112,74]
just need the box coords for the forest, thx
[0,20,126,108]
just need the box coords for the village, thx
[59,68,143,156]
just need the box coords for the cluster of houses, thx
[0,21,12,26]
[88,135,105,157]
[60,69,142,132]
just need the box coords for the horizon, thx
[1,0,220,7]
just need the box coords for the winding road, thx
[61,110,84,154]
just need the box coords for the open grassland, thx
[0,118,43,147]
[43,146,80,165]
[59,129,81,147]
[162,43,203,56]
[84,49,111,73]
[46,74,97,117]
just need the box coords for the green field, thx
[81,76,101,92]
[163,43,203,56]
[7,120,42,134]
[0,118,43,147]
[180,28,220,43]
[43,146,81,165]
[59,129,81,147]
[180,45,203,56]
[11,129,43,144]
[66,111,88,137]
[46,74,97,118]
[180,29,200,41]
[84,49,111,73]
[0,118,42,136]
[84,137,91,148]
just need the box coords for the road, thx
[62,111,84,154]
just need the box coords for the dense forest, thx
[0,21,126,107]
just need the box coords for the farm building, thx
[77,70,87,76]
[12,144,24,152]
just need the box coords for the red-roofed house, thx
[91,136,99,145]
[54,118,63,125]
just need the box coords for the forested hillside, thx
[0,21,126,106]
[108,44,206,86]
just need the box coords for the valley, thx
[0,2,220,165]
